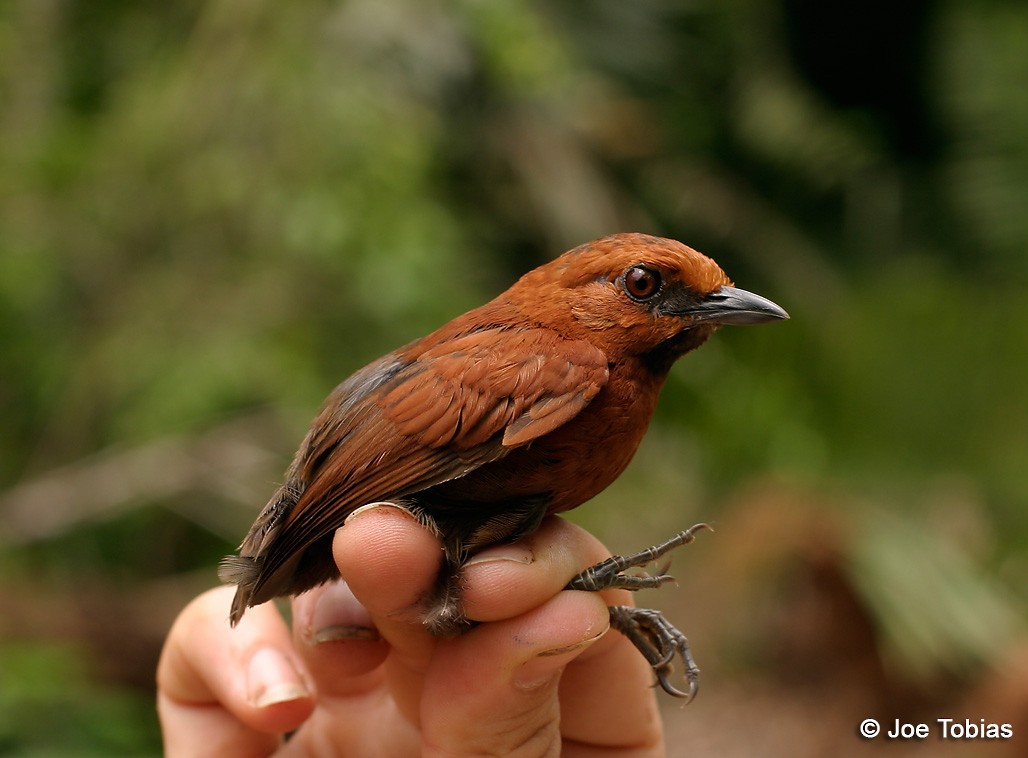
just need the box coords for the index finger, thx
[462,517,664,751]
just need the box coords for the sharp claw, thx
[655,667,696,700]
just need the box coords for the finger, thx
[329,503,444,723]
[331,503,442,620]
[420,589,611,756]
[289,579,390,697]
[156,587,315,757]
[558,622,664,752]
[462,517,664,751]
[460,516,627,622]
[269,580,422,756]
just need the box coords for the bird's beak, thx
[688,285,789,325]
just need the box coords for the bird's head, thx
[513,233,789,372]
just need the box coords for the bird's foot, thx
[608,605,700,700]
[566,523,710,592]
[565,523,710,700]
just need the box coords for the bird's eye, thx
[622,265,662,301]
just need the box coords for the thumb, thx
[419,590,609,757]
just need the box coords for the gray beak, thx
[689,285,789,325]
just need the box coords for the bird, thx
[220,232,788,699]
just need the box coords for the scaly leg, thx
[565,524,710,700]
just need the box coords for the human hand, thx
[157,507,664,756]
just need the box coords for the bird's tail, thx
[217,555,262,626]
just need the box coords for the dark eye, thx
[622,265,662,301]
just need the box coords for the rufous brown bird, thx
[220,232,788,699]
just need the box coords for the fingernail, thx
[344,501,417,526]
[512,626,608,691]
[246,648,311,708]
[308,580,380,645]
[465,544,534,567]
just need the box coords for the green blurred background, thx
[1,0,1026,754]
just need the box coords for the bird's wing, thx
[235,326,609,603]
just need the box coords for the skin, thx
[158,509,665,757]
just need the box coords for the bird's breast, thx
[533,367,663,512]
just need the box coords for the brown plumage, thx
[221,233,788,692]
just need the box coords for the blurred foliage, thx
[1,0,1026,753]
[0,642,159,755]
[851,511,1023,683]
